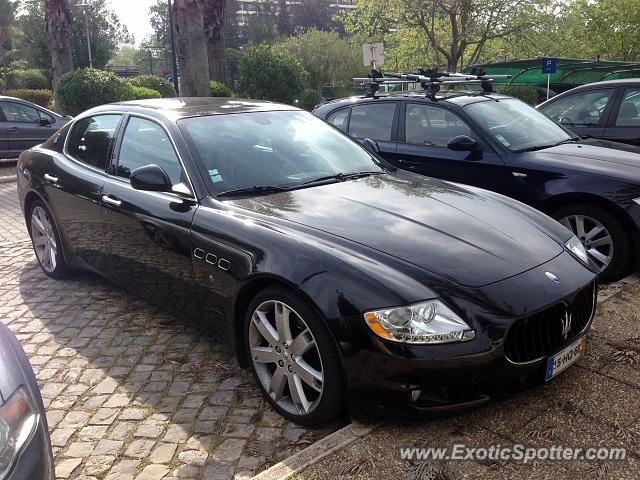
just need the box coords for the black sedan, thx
[17,98,596,424]
[0,322,55,480]
[0,96,70,158]
[537,78,640,146]
[314,93,640,282]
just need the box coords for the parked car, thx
[537,79,640,146]
[0,322,55,480]
[0,96,70,158]
[18,98,596,424]
[313,92,640,282]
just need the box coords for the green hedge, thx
[297,89,322,111]
[4,89,54,108]
[131,86,162,100]
[497,85,539,106]
[55,68,136,116]
[209,80,232,97]
[6,69,50,90]
[130,75,176,98]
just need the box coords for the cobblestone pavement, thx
[0,192,340,480]
[0,182,28,246]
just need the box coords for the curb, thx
[251,422,377,480]
[0,175,17,184]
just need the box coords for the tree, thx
[236,44,307,104]
[0,0,17,92]
[172,0,210,96]
[203,0,228,85]
[281,29,366,96]
[45,0,74,86]
[340,0,541,71]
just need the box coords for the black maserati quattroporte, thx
[17,98,597,425]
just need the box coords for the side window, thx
[67,115,122,170]
[0,102,41,124]
[348,103,396,141]
[117,117,183,185]
[615,89,640,127]
[405,104,471,147]
[540,89,613,128]
[326,108,349,132]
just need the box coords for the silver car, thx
[0,97,70,158]
[0,322,55,480]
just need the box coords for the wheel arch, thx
[539,191,640,261]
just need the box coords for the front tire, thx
[244,286,345,426]
[28,200,71,279]
[551,203,631,282]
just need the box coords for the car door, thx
[327,102,398,157]
[601,87,640,146]
[0,100,56,156]
[44,114,123,270]
[0,107,8,156]
[101,115,200,320]
[537,88,617,139]
[391,102,508,190]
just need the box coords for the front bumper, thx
[341,250,597,419]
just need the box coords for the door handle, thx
[512,172,528,178]
[102,195,122,207]
[43,173,58,183]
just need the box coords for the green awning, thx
[462,58,640,92]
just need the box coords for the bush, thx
[130,75,176,98]
[209,80,232,97]
[236,44,308,105]
[497,85,539,106]
[55,68,136,116]
[4,89,54,108]
[297,88,322,111]
[131,86,162,100]
[6,69,50,90]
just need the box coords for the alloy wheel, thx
[30,206,58,273]
[248,300,324,417]
[559,214,613,273]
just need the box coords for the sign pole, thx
[547,73,550,101]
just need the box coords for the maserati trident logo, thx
[561,310,573,341]
[545,271,560,284]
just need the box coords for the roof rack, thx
[353,68,512,99]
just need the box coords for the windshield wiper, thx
[217,185,291,198]
[302,171,386,185]
[516,138,577,152]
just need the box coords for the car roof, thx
[317,91,510,111]
[87,97,300,121]
[563,78,640,90]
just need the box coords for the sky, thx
[108,0,156,45]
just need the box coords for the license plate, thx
[545,336,586,381]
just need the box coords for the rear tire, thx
[28,200,72,279]
[244,286,345,426]
[551,203,631,282]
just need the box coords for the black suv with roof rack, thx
[312,70,640,282]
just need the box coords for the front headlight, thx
[565,235,589,265]
[364,300,475,344]
[0,387,38,480]
[633,197,640,206]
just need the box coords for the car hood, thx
[228,171,565,287]
[534,141,640,174]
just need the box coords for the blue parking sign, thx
[541,57,557,74]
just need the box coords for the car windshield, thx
[178,110,385,195]
[465,98,576,152]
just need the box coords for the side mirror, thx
[447,135,478,152]
[130,164,173,192]
[362,137,380,154]
[40,118,51,127]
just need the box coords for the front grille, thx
[504,282,596,364]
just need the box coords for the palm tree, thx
[45,0,74,87]
[173,0,211,97]
[203,0,228,86]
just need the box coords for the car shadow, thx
[13,250,342,479]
